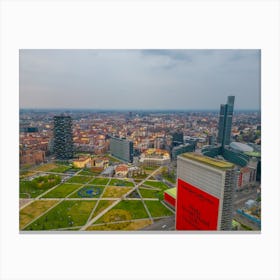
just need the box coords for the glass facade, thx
[109,137,134,163]
[218,96,235,147]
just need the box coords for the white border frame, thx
[1,1,279,280]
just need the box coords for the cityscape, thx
[19,50,261,231]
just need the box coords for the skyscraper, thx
[172,131,184,147]
[53,115,74,160]
[110,137,134,163]
[176,153,236,230]
[217,96,235,147]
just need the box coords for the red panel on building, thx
[176,178,220,230]
[164,192,176,207]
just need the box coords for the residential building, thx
[53,115,74,160]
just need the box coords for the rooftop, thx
[164,187,177,199]
[244,151,261,157]
[230,142,254,153]
[180,152,234,170]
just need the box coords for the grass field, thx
[69,185,105,198]
[20,170,37,179]
[87,219,152,231]
[25,200,97,230]
[142,180,169,189]
[145,200,174,217]
[93,200,115,217]
[20,200,58,229]
[20,175,61,198]
[95,200,149,224]
[33,163,58,172]
[90,177,110,185]
[66,175,92,184]
[142,181,169,200]
[42,183,83,198]
[49,165,71,173]
[110,179,134,187]
[102,186,132,198]
[139,188,160,199]
[79,169,101,176]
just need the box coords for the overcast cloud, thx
[19,49,260,110]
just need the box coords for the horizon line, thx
[20,107,261,111]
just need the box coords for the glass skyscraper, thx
[110,137,134,163]
[53,115,74,160]
[217,96,235,147]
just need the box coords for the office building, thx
[110,137,133,163]
[53,115,74,160]
[172,131,184,147]
[217,96,235,147]
[171,143,195,160]
[176,153,236,230]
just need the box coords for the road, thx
[141,216,175,231]
[233,186,259,210]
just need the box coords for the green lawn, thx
[141,181,169,200]
[69,185,105,198]
[143,166,159,171]
[139,188,160,199]
[143,180,169,189]
[20,175,61,198]
[93,200,115,217]
[90,177,110,185]
[79,169,101,176]
[144,200,174,217]
[24,200,97,230]
[162,173,176,184]
[49,165,71,173]
[102,186,132,198]
[42,183,83,198]
[110,179,134,187]
[95,200,148,224]
[65,175,92,184]
[20,200,58,229]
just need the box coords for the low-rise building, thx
[73,157,91,168]
[139,148,170,167]
[115,164,129,177]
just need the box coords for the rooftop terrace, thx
[164,187,177,199]
[180,152,234,170]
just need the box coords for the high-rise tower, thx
[53,115,74,160]
[176,153,236,230]
[217,96,235,147]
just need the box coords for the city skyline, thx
[20,49,260,110]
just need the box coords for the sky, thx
[19,49,261,110]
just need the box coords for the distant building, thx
[237,166,256,189]
[172,131,184,147]
[217,96,235,148]
[53,115,74,160]
[176,153,236,230]
[171,143,195,160]
[110,137,133,163]
[20,149,45,165]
